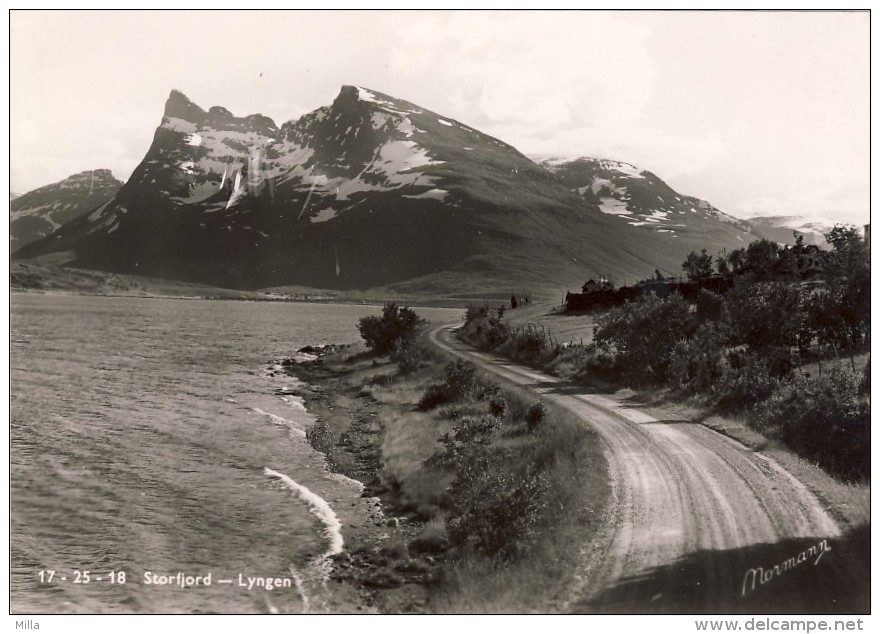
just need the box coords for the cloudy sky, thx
[10,10,869,225]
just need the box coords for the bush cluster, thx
[358,302,425,355]
[417,359,481,410]
[752,369,870,481]
[446,450,550,561]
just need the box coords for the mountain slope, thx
[16,87,757,294]
[10,169,122,253]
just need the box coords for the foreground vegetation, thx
[462,228,870,482]
[295,304,608,612]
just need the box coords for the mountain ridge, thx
[14,86,760,294]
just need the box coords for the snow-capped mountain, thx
[15,87,758,293]
[536,157,755,241]
[745,216,834,247]
[10,169,122,253]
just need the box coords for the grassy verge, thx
[285,331,609,613]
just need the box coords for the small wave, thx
[279,395,307,411]
[252,408,306,439]
[264,468,344,557]
[327,472,364,492]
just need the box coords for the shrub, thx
[410,525,449,554]
[418,384,449,411]
[725,282,806,353]
[358,303,425,354]
[752,369,869,481]
[445,448,550,561]
[489,396,507,417]
[390,336,426,374]
[525,401,547,432]
[711,352,780,413]
[417,360,481,410]
[464,303,489,324]
[513,330,545,360]
[439,415,500,466]
[594,293,694,384]
[444,359,479,398]
[668,322,727,395]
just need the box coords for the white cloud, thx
[388,12,654,130]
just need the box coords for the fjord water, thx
[10,293,460,614]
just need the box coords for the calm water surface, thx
[10,293,461,613]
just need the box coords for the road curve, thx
[429,325,858,614]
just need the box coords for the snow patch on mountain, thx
[403,188,448,201]
[310,208,339,223]
[272,143,316,183]
[396,117,424,137]
[354,86,420,117]
[599,160,643,178]
[10,203,52,222]
[164,116,198,133]
[172,182,222,204]
[371,112,389,130]
[599,197,631,216]
[377,140,439,173]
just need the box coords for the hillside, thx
[10,169,122,252]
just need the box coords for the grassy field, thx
[490,299,600,346]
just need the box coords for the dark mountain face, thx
[10,169,122,253]
[15,87,758,294]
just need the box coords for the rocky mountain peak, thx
[163,89,206,123]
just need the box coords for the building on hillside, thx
[581,277,615,294]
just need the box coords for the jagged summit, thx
[164,90,279,136]
[15,86,758,294]
[163,89,206,122]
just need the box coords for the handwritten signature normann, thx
[741,539,831,597]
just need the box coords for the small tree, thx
[682,249,714,281]
[743,239,782,280]
[724,282,806,374]
[357,302,425,354]
[594,293,695,384]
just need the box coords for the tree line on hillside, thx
[462,226,870,482]
[566,228,865,313]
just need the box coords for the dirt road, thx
[429,325,867,614]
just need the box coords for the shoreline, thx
[274,347,446,613]
[274,334,613,614]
